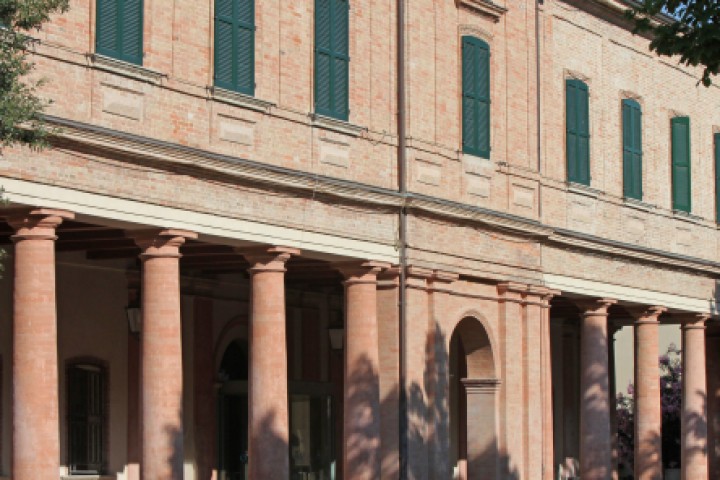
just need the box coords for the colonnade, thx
[3,207,715,480]
[573,300,709,480]
[6,208,390,480]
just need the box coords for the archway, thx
[449,316,499,480]
[217,339,249,480]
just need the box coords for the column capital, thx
[133,228,197,259]
[240,245,301,272]
[461,378,501,394]
[679,313,710,330]
[335,260,391,285]
[629,305,667,324]
[574,297,617,316]
[377,265,401,289]
[405,265,434,290]
[497,282,528,300]
[5,207,74,240]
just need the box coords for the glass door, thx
[289,394,335,480]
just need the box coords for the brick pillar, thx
[7,208,73,480]
[577,298,616,480]
[608,324,618,480]
[404,266,433,480]
[242,246,299,480]
[632,306,666,480]
[377,267,400,480]
[681,314,709,480]
[135,229,197,480]
[707,325,720,480]
[540,290,560,480]
[337,261,389,480]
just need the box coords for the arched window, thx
[566,79,590,185]
[67,362,107,474]
[462,36,491,158]
[622,98,643,199]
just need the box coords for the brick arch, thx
[213,315,248,372]
[452,316,496,380]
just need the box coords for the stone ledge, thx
[87,54,166,85]
[672,209,704,225]
[310,113,367,137]
[567,182,603,199]
[622,197,656,213]
[456,0,507,22]
[210,87,275,113]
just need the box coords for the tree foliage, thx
[0,0,69,149]
[616,343,683,478]
[627,0,720,87]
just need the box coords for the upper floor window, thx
[67,363,106,474]
[714,133,719,222]
[96,0,143,65]
[461,36,490,158]
[671,116,691,212]
[314,0,349,121]
[566,79,590,185]
[214,0,255,95]
[622,99,643,200]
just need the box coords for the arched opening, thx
[449,317,499,480]
[217,339,249,480]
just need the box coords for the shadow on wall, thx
[164,413,183,479]
[189,322,519,479]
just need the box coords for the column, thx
[377,267,401,479]
[632,306,666,480]
[404,266,433,480]
[608,323,618,480]
[577,298,616,480]
[681,314,709,480]
[538,288,559,480]
[7,208,73,480]
[707,325,720,479]
[135,229,197,480]
[337,261,389,480]
[242,246,299,480]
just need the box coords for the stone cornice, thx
[40,116,720,279]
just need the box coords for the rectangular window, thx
[622,99,643,200]
[96,0,143,65]
[214,0,255,95]
[715,133,720,223]
[566,79,590,185]
[314,0,349,121]
[462,36,491,158]
[68,365,105,474]
[671,116,691,212]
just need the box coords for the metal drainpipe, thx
[397,0,408,478]
[536,0,543,220]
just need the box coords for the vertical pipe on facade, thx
[536,0,543,220]
[397,0,408,477]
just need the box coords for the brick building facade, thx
[0,0,719,479]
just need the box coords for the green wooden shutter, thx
[96,0,143,65]
[566,79,590,185]
[715,133,720,223]
[314,0,349,120]
[462,36,491,159]
[671,116,691,212]
[214,0,255,95]
[622,99,642,200]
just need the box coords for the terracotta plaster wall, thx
[55,253,129,476]
[540,0,720,262]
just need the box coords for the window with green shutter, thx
[462,36,491,158]
[314,0,349,121]
[566,79,590,185]
[622,99,643,200]
[715,133,720,223]
[95,0,143,65]
[214,0,255,95]
[671,116,691,212]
